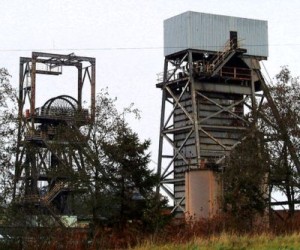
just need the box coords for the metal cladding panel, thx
[185,170,220,218]
[164,11,268,58]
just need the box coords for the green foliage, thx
[222,66,300,224]
[65,89,163,228]
[0,68,17,204]
[0,75,164,231]
[222,132,269,229]
[260,66,300,212]
[100,123,158,224]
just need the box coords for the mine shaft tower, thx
[14,52,95,225]
[157,12,268,217]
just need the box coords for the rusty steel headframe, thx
[19,52,95,122]
[14,52,96,215]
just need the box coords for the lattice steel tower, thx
[157,12,268,217]
[14,52,95,226]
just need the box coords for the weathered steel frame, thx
[28,52,96,120]
[14,52,96,200]
[196,91,251,164]
[156,49,263,213]
[157,52,192,212]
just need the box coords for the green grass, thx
[132,233,300,250]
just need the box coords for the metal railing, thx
[220,67,251,80]
[22,182,69,205]
[42,182,68,204]
[156,39,245,83]
[157,67,189,83]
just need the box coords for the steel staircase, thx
[41,181,69,227]
[209,39,236,77]
[22,181,69,227]
[41,182,68,205]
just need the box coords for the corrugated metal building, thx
[164,11,268,58]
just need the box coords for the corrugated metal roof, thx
[164,11,268,58]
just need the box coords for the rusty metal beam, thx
[32,51,95,63]
[14,51,97,223]
[91,62,96,122]
[77,64,83,110]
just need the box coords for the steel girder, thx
[14,52,96,221]
[156,49,265,214]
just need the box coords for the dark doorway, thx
[230,31,238,49]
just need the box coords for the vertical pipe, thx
[13,60,25,199]
[91,60,96,122]
[30,55,36,119]
[252,63,270,225]
[77,63,83,110]
[251,68,258,122]
[18,61,24,120]
[156,59,168,195]
[188,51,201,167]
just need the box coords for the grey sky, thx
[1,0,300,170]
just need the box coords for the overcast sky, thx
[1,0,300,170]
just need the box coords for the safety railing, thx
[42,182,68,204]
[220,67,251,80]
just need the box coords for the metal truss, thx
[14,52,96,221]
[156,48,266,214]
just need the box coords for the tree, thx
[259,66,300,213]
[222,66,300,225]
[102,124,158,225]
[68,89,160,228]
[223,132,269,229]
[0,68,17,206]
[0,82,162,232]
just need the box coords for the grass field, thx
[132,233,300,250]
